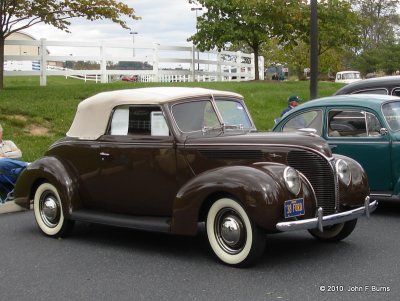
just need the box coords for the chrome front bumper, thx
[276,197,377,232]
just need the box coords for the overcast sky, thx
[25,0,202,46]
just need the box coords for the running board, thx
[70,210,171,233]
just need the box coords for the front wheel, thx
[206,198,266,267]
[308,219,357,242]
[33,183,74,237]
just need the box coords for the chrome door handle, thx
[100,152,110,158]
[329,144,337,150]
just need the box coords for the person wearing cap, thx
[0,124,28,187]
[280,95,301,117]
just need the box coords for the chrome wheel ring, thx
[39,191,61,228]
[214,208,246,255]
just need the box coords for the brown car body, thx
[14,87,377,266]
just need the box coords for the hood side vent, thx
[199,149,264,160]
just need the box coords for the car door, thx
[94,105,179,216]
[324,108,392,193]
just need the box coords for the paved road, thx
[1,202,399,301]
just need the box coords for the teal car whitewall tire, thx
[308,219,357,242]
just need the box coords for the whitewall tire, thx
[308,219,357,242]
[206,198,265,267]
[33,183,74,237]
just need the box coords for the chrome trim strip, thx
[181,142,333,161]
[328,140,388,144]
[276,198,377,232]
[371,193,392,197]
[298,172,318,209]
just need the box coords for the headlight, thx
[336,159,351,186]
[283,167,301,195]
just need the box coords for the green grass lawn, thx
[0,76,345,162]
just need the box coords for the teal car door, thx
[325,108,392,193]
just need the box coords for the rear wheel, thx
[206,197,265,267]
[33,183,74,237]
[308,219,357,242]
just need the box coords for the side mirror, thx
[379,128,388,135]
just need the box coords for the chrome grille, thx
[287,150,336,215]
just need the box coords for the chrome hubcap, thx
[215,209,246,254]
[39,192,60,228]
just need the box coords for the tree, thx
[351,0,400,51]
[0,0,138,89]
[348,0,400,75]
[262,0,361,79]
[187,0,304,80]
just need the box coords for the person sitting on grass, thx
[0,124,28,187]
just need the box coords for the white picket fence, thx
[4,39,264,85]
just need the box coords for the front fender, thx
[332,154,370,208]
[170,163,316,235]
[14,156,81,217]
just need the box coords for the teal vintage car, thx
[273,94,400,202]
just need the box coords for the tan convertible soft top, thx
[66,87,242,140]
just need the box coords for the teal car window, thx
[282,110,323,135]
[328,109,381,137]
[382,102,400,131]
[366,113,382,136]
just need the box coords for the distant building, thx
[5,31,40,56]
[4,32,61,71]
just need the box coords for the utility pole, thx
[310,0,318,100]
[130,31,138,57]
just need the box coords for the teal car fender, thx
[14,156,82,217]
[170,163,317,236]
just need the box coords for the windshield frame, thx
[169,95,256,137]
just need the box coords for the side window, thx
[328,110,380,137]
[282,110,323,135]
[110,105,169,136]
[366,112,382,136]
[354,89,388,95]
[392,89,400,97]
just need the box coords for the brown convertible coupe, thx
[15,87,377,267]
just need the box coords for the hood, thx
[185,131,332,157]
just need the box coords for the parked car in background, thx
[335,75,400,96]
[273,94,400,203]
[335,71,361,84]
[120,74,139,82]
[15,87,376,267]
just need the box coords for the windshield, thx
[171,98,253,134]
[214,99,252,128]
[343,73,360,80]
[382,101,400,131]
